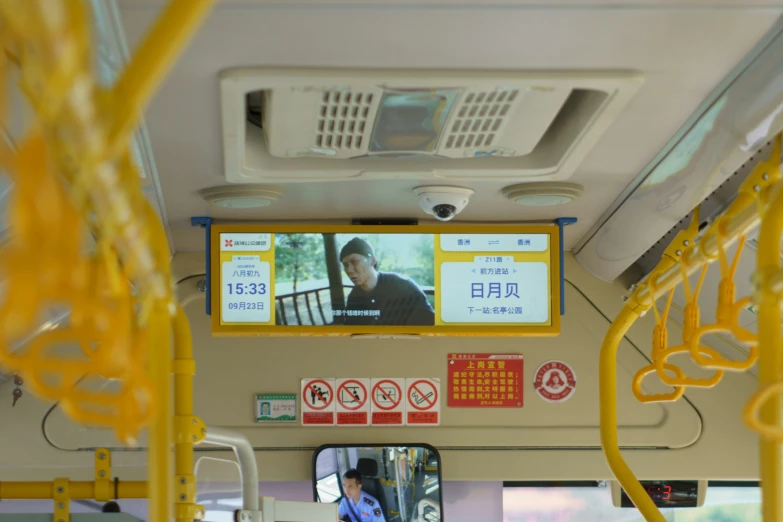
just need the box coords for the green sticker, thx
[255,394,297,423]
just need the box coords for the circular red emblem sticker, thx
[534,360,576,403]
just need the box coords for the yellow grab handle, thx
[745,381,783,441]
[632,364,686,403]
[601,307,667,522]
[654,345,723,387]
[688,324,758,371]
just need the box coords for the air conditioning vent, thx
[222,68,642,182]
[315,90,374,151]
[443,89,520,153]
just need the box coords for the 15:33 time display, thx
[226,282,267,295]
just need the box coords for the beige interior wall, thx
[0,252,760,485]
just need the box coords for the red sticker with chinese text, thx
[447,354,523,407]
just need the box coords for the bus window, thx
[503,481,761,521]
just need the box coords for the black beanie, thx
[340,237,374,261]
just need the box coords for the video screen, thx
[218,230,554,332]
[275,233,435,326]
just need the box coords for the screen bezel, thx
[210,224,561,337]
[311,442,445,517]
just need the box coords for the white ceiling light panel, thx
[222,68,642,183]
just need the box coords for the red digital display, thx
[645,484,672,501]
[620,480,698,508]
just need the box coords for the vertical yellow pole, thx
[599,307,666,522]
[148,303,173,522]
[755,187,783,522]
[108,0,215,149]
[173,305,197,522]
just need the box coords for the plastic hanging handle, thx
[632,364,686,403]
[653,264,724,387]
[688,235,758,371]
[655,345,724,387]
[630,285,692,402]
[744,381,783,440]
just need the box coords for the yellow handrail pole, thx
[148,303,173,522]
[628,201,760,313]
[173,304,198,522]
[599,306,666,522]
[755,184,783,522]
[108,0,215,150]
[0,481,147,500]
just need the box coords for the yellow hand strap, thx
[656,263,724,387]
[688,233,757,371]
[632,281,686,403]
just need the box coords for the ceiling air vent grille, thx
[315,90,374,150]
[443,89,519,151]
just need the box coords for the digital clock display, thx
[620,480,699,508]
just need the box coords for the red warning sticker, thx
[406,378,440,426]
[371,378,405,426]
[301,378,335,425]
[336,378,370,426]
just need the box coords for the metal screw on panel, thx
[58,503,65,509]
[180,477,187,485]
[201,428,207,435]
[193,435,198,441]
[197,279,207,292]
[180,494,187,501]
[193,419,198,425]
[98,453,106,460]
[98,471,106,478]
[764,173,770,181]
[683,240,690,246]
[675,250,682,256]
[56,487,64,494]
[755,185,761,192]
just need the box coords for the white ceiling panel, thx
[117,3,782,251]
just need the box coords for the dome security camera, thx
[414,186,474,222]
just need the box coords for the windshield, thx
[503,482,760,521]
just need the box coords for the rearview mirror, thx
[312,444,443,522]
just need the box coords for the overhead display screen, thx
[211,225,560,336]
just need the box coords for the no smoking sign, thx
[406,378,440,426]
[336,378,370,426]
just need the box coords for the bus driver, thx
[338,469,386,522]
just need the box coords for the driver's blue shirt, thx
[338,491,385,522]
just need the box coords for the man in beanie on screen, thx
[338,237,435,326]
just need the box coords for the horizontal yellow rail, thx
[0,481,147,500]
[627,200,760,313]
